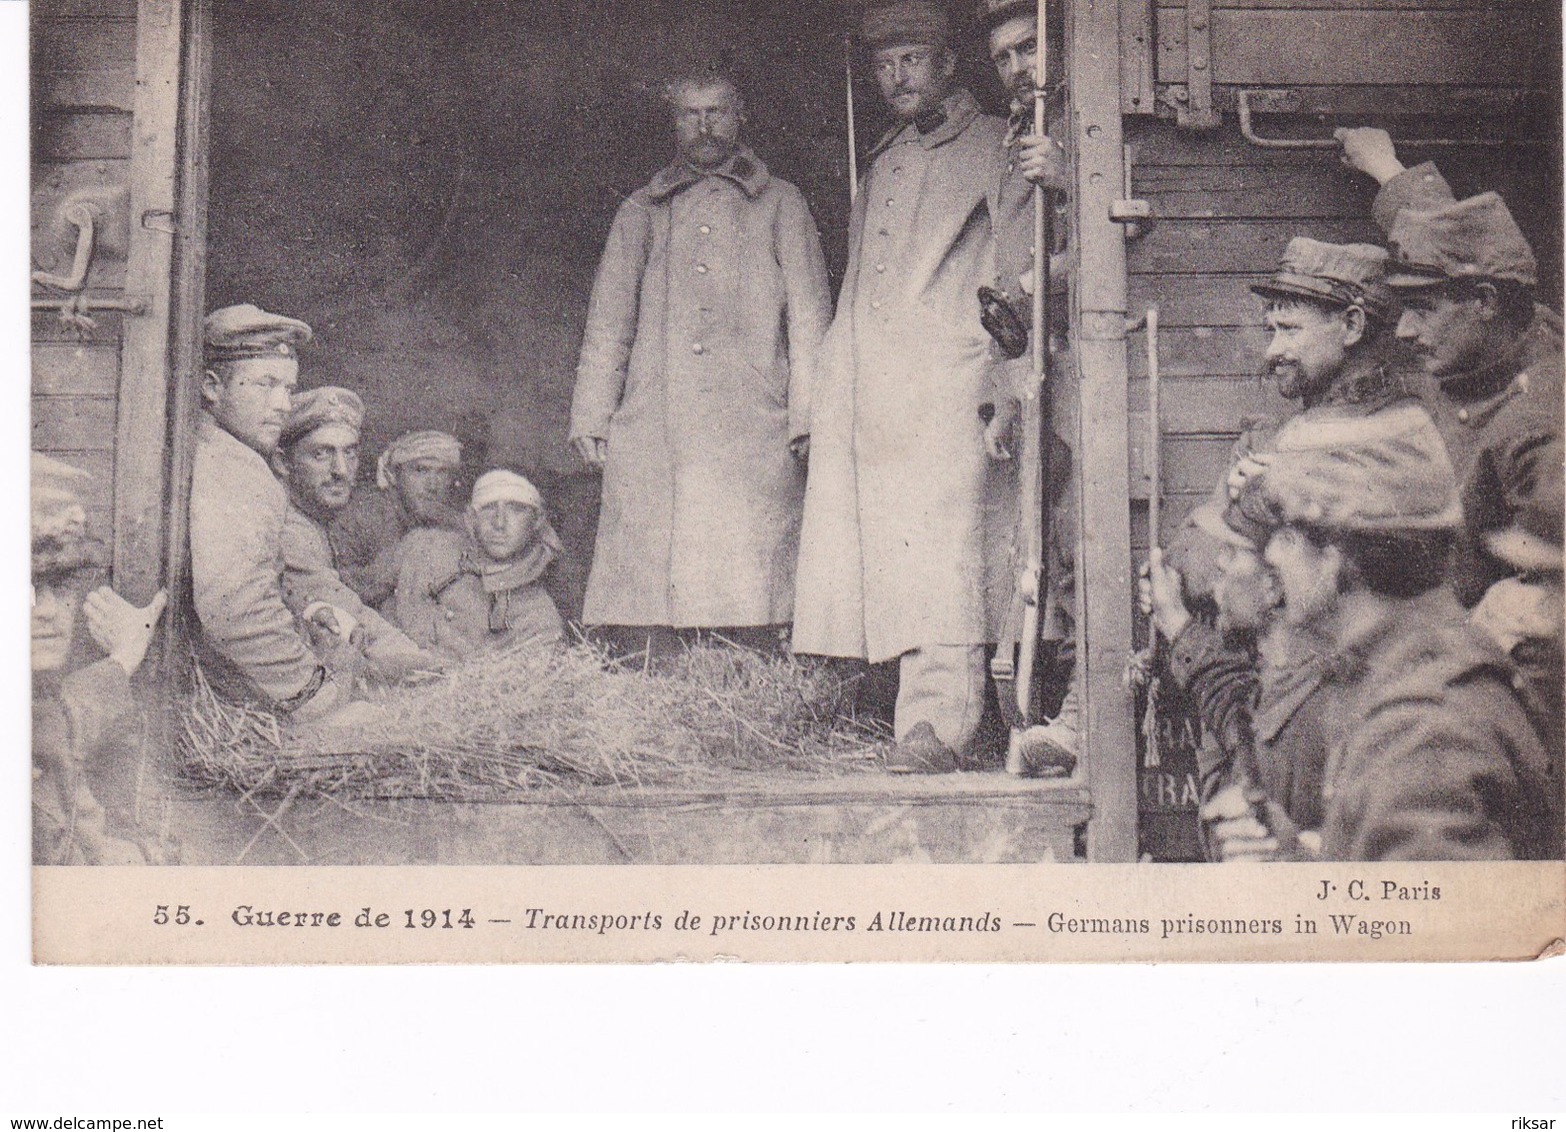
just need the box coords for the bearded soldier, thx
[570,67,832,657]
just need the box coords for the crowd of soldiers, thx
[31,0,1564,864]
[1143,134,1563,862]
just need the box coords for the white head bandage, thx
[376,430,462,490]
[469,469,544,512]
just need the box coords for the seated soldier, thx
[33,453,167,865]
[392,470,565,660]
[189,303,372,726]
[330,429,464,609]
[274,386,444,682]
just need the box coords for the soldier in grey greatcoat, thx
[569,68,832,655]
[794,0,1016,771]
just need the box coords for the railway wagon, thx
[30,0,1561,863]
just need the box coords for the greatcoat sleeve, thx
[1321,692,1537,861]
[774,184,833,442]
[570,198,653,442]
[282,506,434,677]
[1371,161,1458,234]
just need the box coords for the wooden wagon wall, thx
[31,0,185,604]
[1114,0,1561,856]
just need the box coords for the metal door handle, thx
[1236,89,1531,150]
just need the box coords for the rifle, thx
[989,0,1065,775]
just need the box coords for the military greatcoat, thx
[571,148,832,629]
[794,89,1015,663]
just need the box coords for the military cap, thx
[1384,191,1537,289]
[32,452,106,577]
[1186,497,1262,552]
[376,430,462,489]
[976,0,1032,30]
[204,303,314,362]
[1251,238,1393,320]
[862,0,952,49]
[1257,404,1461,534]
[279,386,365,448]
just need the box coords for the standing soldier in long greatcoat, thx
[793,0,1016,772]
[569,68,832,658]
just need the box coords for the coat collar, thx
[867,87,982,162]
[643,147,770,202]
[1436,307,1558,405]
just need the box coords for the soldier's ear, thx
[269,447,291,480]
[939,48,958,81]
[1340,305,1368,348]
[1472,281,1501,321]
[200,368,223,410]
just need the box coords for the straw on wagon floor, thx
[180,641,891,802]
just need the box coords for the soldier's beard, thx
[681,137,736,170]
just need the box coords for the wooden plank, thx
[1130,124,1338,166]
[32,309,127,343]
[1070,0,1139,861]
[1129,427,1245,496]
[1212,0,1531,7]
[34,112,133,160]
[1128,218,1379,273]
[114,0,181,602]
[33,342,121,396]
[35,0,138,16]
[1155,10,1546,86]
[1137,164,1369,219]
[1130,325,1270,377]
[32,396,119,450]
[1129,376,1294,431]
[32,18,138,70]
[1129,274,1271,326]
[160,0,212,671]
[36,64,137,111]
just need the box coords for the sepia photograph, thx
[24,0,1566,964]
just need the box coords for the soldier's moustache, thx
[978,286,1029,359]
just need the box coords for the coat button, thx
[444,610,455,621]
[698,224,711,234]
[1457,408,1470,423]
[875,263,886,273]
[885,198,895,207]
[871,301,882,311]
[692,342,705,355]
[696,263,709,274]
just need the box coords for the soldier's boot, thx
[1009,685,1079,779]
[884,721,960,775]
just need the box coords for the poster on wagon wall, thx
[27,0,1566,964]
